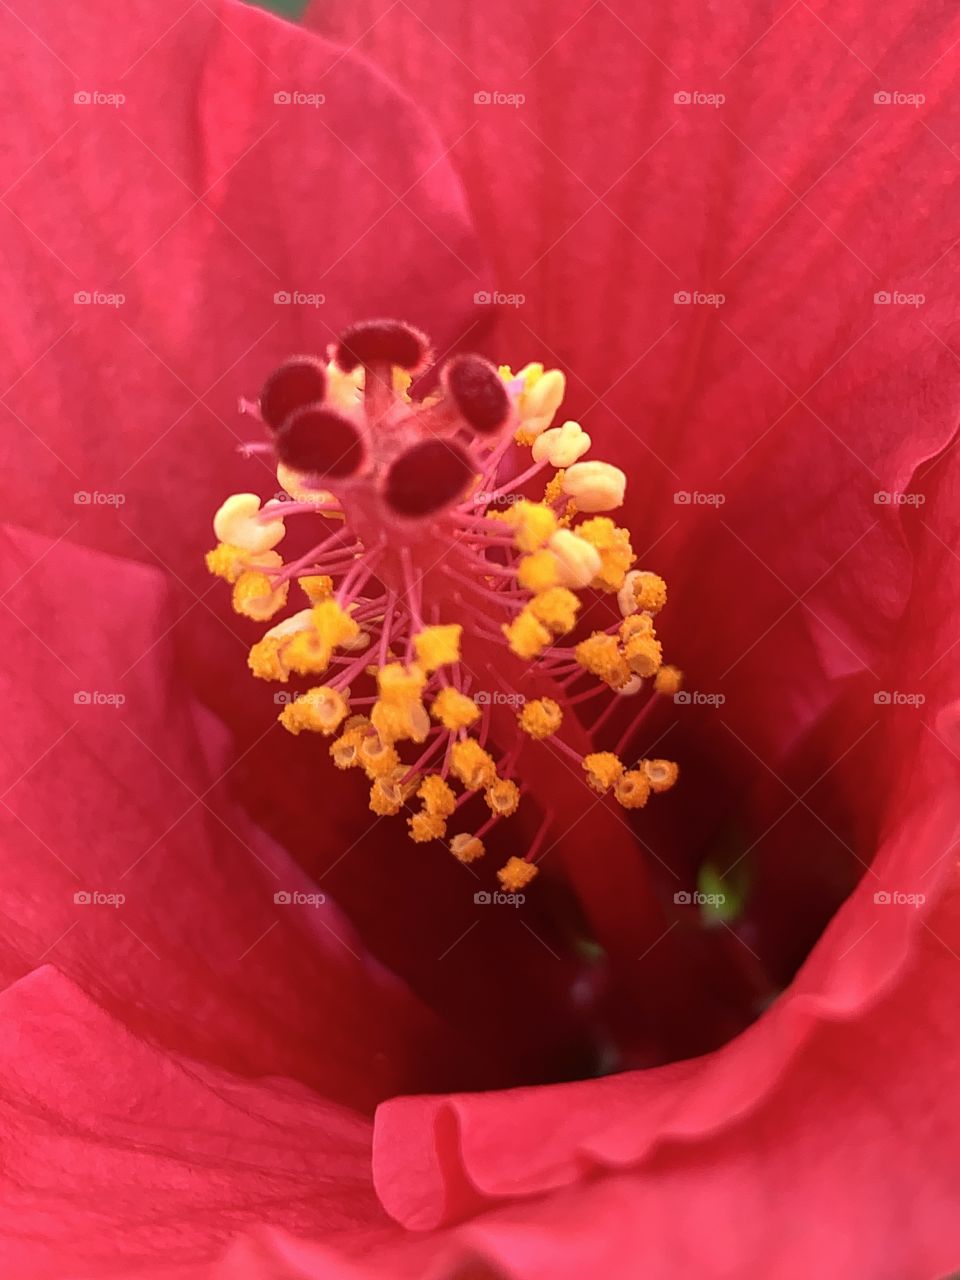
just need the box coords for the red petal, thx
[0,967,384,1278]
[0,524,450,1107]
[0,0,482,579]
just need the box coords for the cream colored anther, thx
[522,369,566,436]
[615,675,645,697]
[548,529,602,588]
[214,493,285,552]
[532,420,591,467]
[562,461,626,512]
[276,463,339,508]
[617,570,642,618]
[264,609,312,641]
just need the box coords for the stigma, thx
[206,320,680,892]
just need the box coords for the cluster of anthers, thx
[206,320,681,894]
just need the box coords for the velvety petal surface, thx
[0,0,482,575]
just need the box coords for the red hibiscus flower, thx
[3,0,960,1275]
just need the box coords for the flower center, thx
[207,320,681,891]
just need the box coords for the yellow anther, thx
[615,770,651,809]
[340,629,371,653]
[342,714,372,735]
[371,697,430,746]
[369,772,406,816]
[232,570,289,621]
[641,758,679,793]
[654,665,683,696]
[497,856,539,892]
[506,500,558,552]
[528,586,580,635]
[299,574,334,602]
[357,732,401,779]
[278,686,350,736]
[575,517,635,592]
[517,550,561,592]
[620,613,655,642]
[206,542,244,582]
[623,631,663,678]
[214,493,285,553]
[206,544,281,584]
[408,811,447,843]
[583,751,625,794]
[518,697,563,739]
[284,631,332,676]
[450,739,498,791]
[418,774,457,817]
[532,419,591,467]
[450,833,485,864]
[248,636,287,682]
[543,471,566,505]
[618,569,666,615]
[312,599,360,653]
[548,529,603,588]
[502,609,552,660]
[575,633,631,688]
[377,662,427,704]
[485,777,520,817]
[370,661,431,743]
[431,686,480,731]
[413,624,462,672]
[330,725,366,770]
